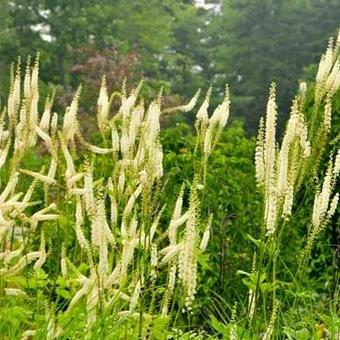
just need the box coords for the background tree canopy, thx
[0,0,339,133]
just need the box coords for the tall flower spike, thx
[7,62,21,124]
[333,149,340,177]
[248,254,257,321]
[178,181,199,310]
[51,112,58,136]
[199,214,212,252]
[111,123,120,153]
[24,56,32,101]
[195,87,211,126]
[62,86,81,143]
[316,37,334,84]
[97,76,110,134]
[276,101,299,196]
[310,153,339,245]
[84,159,95,215]
[323,94,332,133]
[327,193,339,219]
[91,193,113,247]
[119,80,143,119]
[209,84,230,130]
[0,172,19,202]
[75,198,89,250]
[168,184,185,245]
[263,83,278,236]
[19,168,57,185]
[39,93,54,132]
[318,160,333,223]
[276,98,310,220]
[150,244,158,280]
[61,244,67,277]
[255,118,265,187]
[35,125,56,158]
[0,140,11,169]
[29,55,40,129]
[315,35,340,102]
[164,89,201,114]
[264,83,277,191]
[203,85,230,158]
[129,102,144,148]
[122,183,143,220]
[31,54,40,95]
[107,178,118,227]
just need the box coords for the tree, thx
[209,0,340,133]
[0,0,197,101]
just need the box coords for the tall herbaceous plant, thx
[0,30,339,339]
[0,57,230,337]
[245,31,340,338]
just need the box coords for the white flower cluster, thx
[255,31,340,236]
